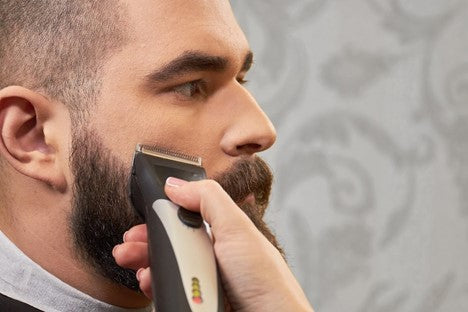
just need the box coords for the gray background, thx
[232,1,468,311]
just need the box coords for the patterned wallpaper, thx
[232,1,468,311]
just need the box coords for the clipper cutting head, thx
[136,144,202,167]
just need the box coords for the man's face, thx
[68,0,277,290]
[87,0,276,173]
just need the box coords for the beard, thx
[69,128,283,291]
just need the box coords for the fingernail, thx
[123,231,129,242]
[112,245,119,257]
[136,268,145,281]
[166,177,188,188]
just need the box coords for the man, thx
[0,0,313,311]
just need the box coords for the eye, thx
[172,80,207,98]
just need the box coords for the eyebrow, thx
[146,50,254,83]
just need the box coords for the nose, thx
[220,84,277,157]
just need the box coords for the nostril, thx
[237,143,262,154]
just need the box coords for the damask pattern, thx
[232,1,468,311]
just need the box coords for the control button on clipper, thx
[177,207,203,228]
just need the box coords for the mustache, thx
[213,156,273,216]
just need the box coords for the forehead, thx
[121,0,249,63]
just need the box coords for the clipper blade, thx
[136,144,202,167]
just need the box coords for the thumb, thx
[164,177,253,235]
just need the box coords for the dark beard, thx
[70,128,282,291]
[70,130,143,291]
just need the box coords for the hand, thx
[113,178,313,312]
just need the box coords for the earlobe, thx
[0,86,68,192]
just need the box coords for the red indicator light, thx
[193,296,203,304]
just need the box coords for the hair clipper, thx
[129,144,224,312]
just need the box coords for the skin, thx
[0,0,278,308]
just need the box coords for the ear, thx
[0,86,68,192]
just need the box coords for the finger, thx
[113,242,149,270]
[123,224,148,243]
[136,267,153,300]
[164,178,253,235]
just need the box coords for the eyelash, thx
[172,80,207,99]
[237,77,248,85]
[171,77,249,99]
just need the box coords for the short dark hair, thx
[0,0,128,119]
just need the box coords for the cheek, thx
[90,102,206,164]
[90,90,232,177]
[132,101,226,151]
